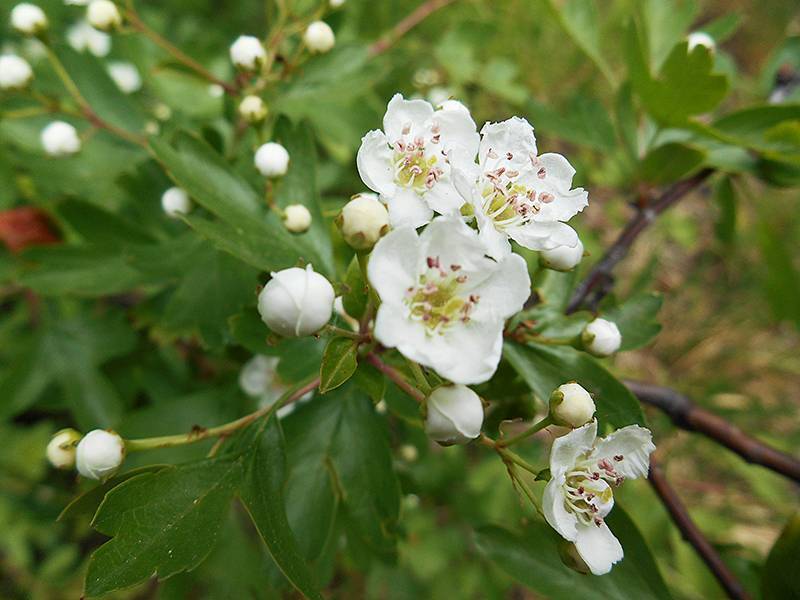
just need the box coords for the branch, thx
[649,458,751,600]
[366,353,426,403]
[369,0,458,56]
[626,380,800,483]
[566,168,714,314]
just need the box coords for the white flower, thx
[41,121,81,156]
[303,21,335,53]
[582,318,621,357]
[452,117,588,259]
[427,86,453,107]
[687,31,715,52]
[230,35,265,70]
[258,264,335,337]
[86,0,121,31]
[283,204,312,233]
[357,93,479,228]
[425,384,484,444]
[368,216,530,384]
[255,142,289,178]
[46,428,82,469]
[540,238,584,271]
[337,193,389,250]
[11,3,47,35]
[0,54,33,89]
[550,382,595,428]
[76,429,125,480]
[239,355,306,418]
[543,420,655,575]
[67,20,111,56]
[161,186,191,217]
[239,94,267,122]
[107,61,141,94]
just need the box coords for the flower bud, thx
[86,0,121,32]
[330,0,346,6]
[255,142,290,178]
[46,428,82,469]
[283,204,312,233]
[76,429,125,480]
[540,238,584,272]
[425,385,483,445]
[336,193,389,250]
[230,35,265,70]
[258,264,335,337]
[687,31,715,53]
[41,121,81,157]
[107,61,141,94]
[0,54,33,90]
[238,94,267,123]
[11,3,48,36]
[67,20,111,57]
[399,444,418,462]
[303,21,335,53]
[161,186,191,218]
[549,382,595,428]
[582,318,622,357]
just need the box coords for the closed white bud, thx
[687,31,715,52]
[0,54,33,90]
[550,382,595,428]
[258,264,334,337]
[67,20,111,57]
[425,385,483,445]
[76,429,125,480]
[86,0,121,31]
[230,35,265,70]
[399,444,418,462]
[107,61,141,94]
[41,121,81,156]
[161,186,191,217]
[254,142,289,177]
[330,0,345,7]
[303,21,335,53]
[283,204,312,233]
[540,238,584,271]
[46,428,82,469]
[582,318,622,357]
[238,95,267,123]
[336,193,389,250]
[11,3,47,35]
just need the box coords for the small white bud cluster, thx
[258,264,335,337]
[161,186,192,218]
[75,429,125,480]
[107,61,141,94]
[336,193,389,251]
[255,142,289,178]
[303,21,335,53]
[46,428,82,469]
[41,121,81,156]
[11,3,48,36]
[86,0,121,32]
[230,35,266,70]
[0,54,33,90]
[549,382,595,428]
[425,385,483,445]
[238,95,267,123]
[582,318,622,357]
[540,238,584,271]
[283,204,312,233]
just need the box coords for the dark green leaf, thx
[602,293,663,351]
[714,176,737,243]
[342,256,368,320]
[639,142,707,184]
[763,512,800,600]
[319,337,358,393]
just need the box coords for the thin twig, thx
[649,458,751,600]
[565,168,714,314]
[626,380,800,483]
[369,0,458,56]
[366,353,426,403]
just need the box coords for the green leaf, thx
[525,96,616,152]
[714,176,737,243]
[639,142,707,184]
[239,418,323,600]
[319,337,358,393]
[342,256,368,320]
[503,341,645,428]
[763,512,800,600]
[602,293,663,351]
[639,0,698,68]
[475,508,671,599]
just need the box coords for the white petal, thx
[419,216,490,273]
[357,130,396,196]
[479,117,537,172]
[425,320,505,384]
[423,178,464,215]
[450,157,481,202]
[476,214,512,260]
[367,226,420,301]
[543,477,578,541]
[470,252,530,320]
[590,425,655,480]
[374,302,426,356]
[383,93,434,142]
[432,105,480,156]
[574,522,624,575]
[384,188,433,228]
[531,153,589,222]
[549,420,598,478]
[508,221,579,251]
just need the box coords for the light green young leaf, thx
[319,337,359,393]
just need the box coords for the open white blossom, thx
[67,20,111,56]
[357,94,479,228]
[543,420,655,575]
[368,216,530,384]
[0,54,33,90]
[107,61,141,94]
[452,117,588,259]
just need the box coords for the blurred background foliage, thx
[0,0,799,598]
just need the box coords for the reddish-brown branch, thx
[565,168,714,314]
[366,353,425,403]
[649,458,751,600]
[626,380,800,483]
[369,0,458,56]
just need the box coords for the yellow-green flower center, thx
[405,257,479,334]
[393,137,444,193]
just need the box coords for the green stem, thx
[404,358,431,394]
[497,415,553,448]
[497,446,540,475]
[323,324,367,342]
